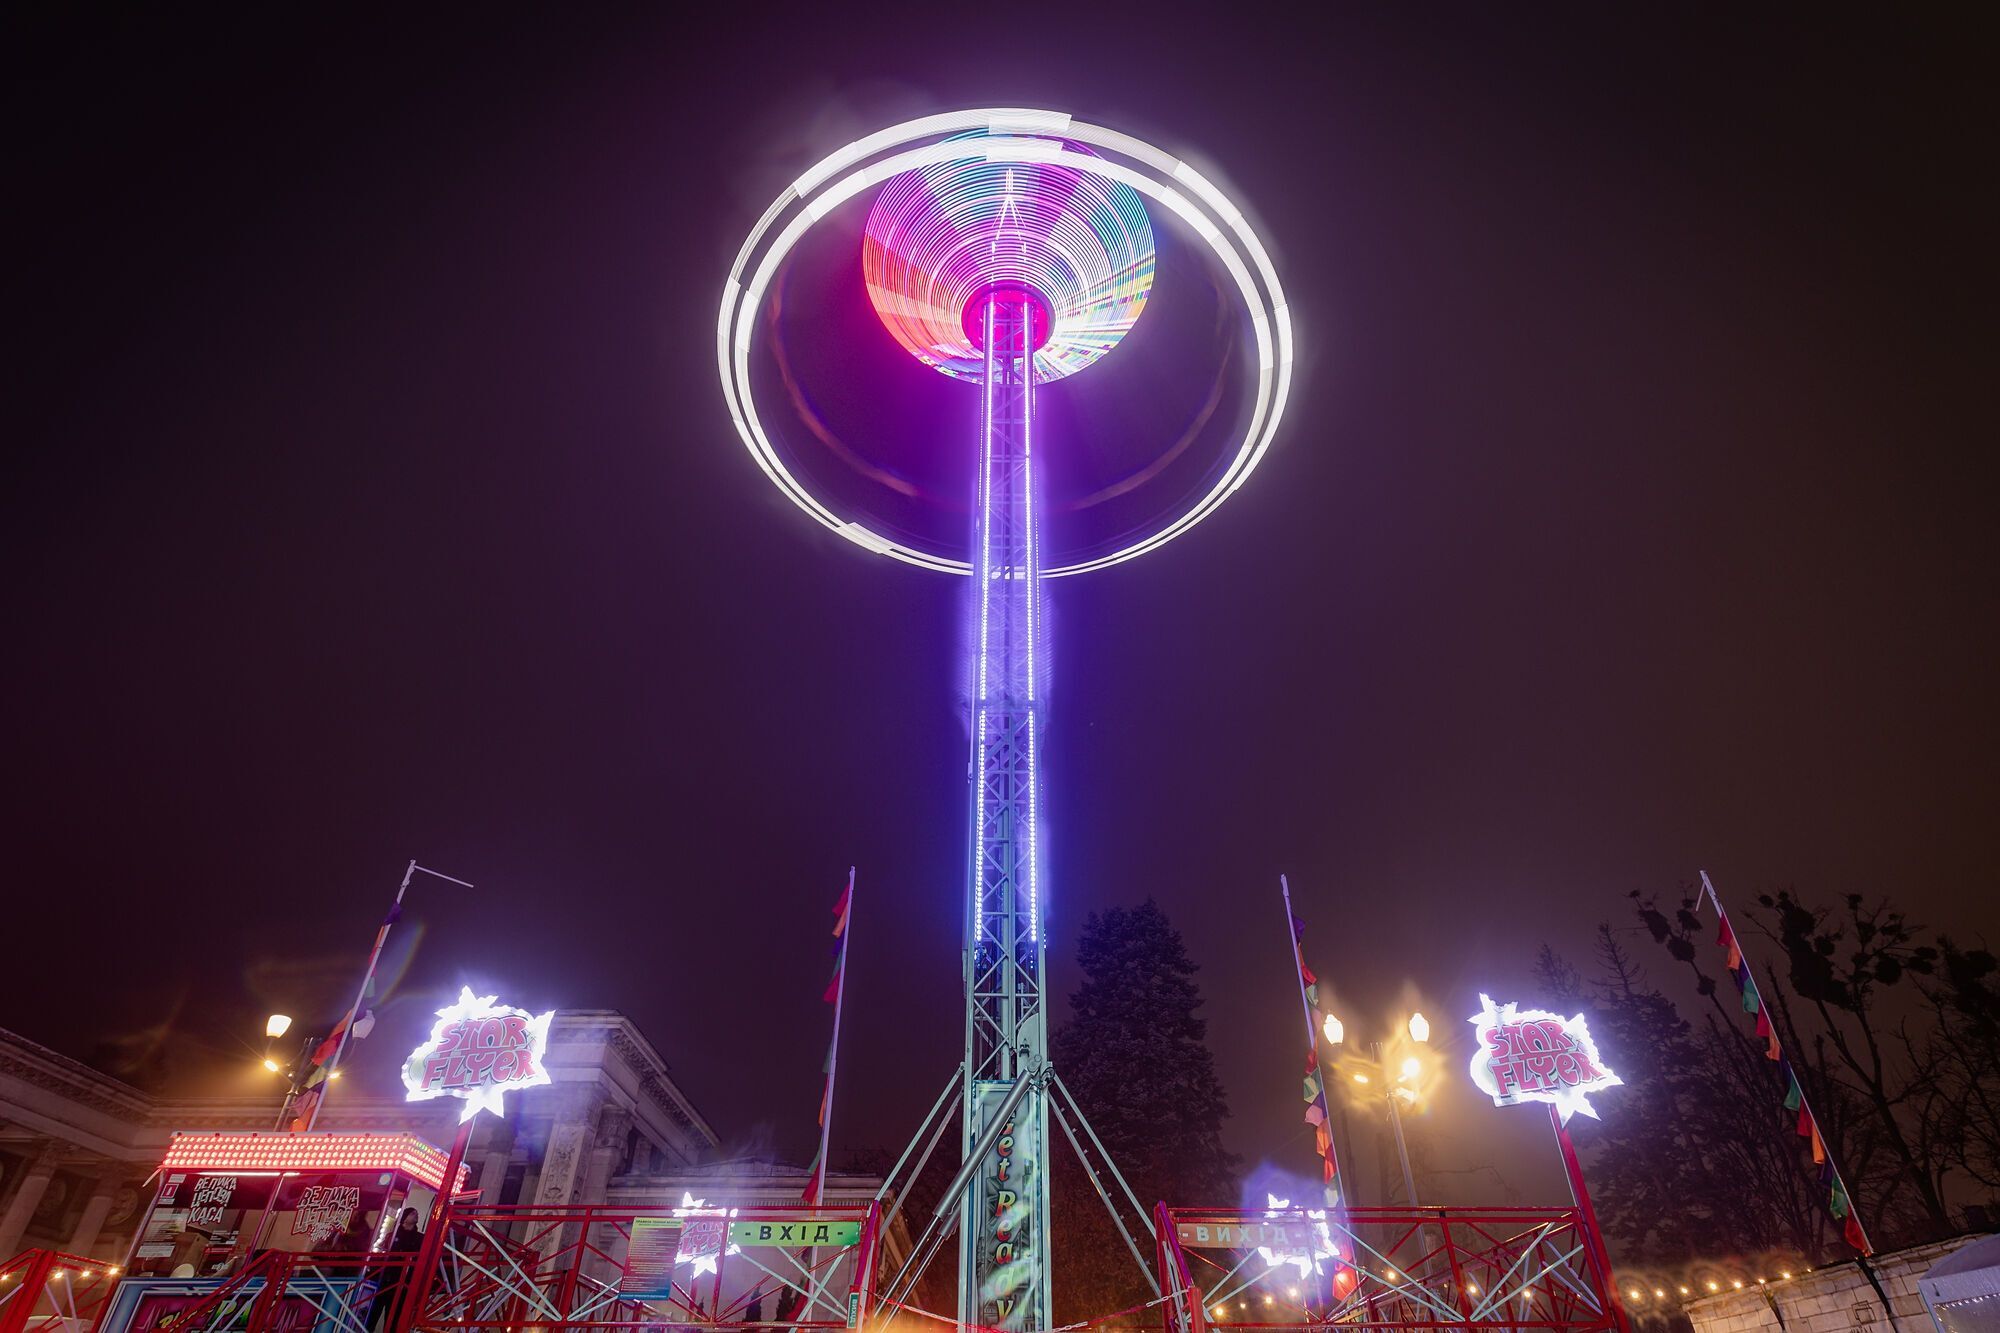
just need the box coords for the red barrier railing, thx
[405,1202,881,1333]
[0,1250,119,1333]
[1157,1205,1618,1333]
[8,1199,881,1333]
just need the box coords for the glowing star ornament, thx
[1255,1195,1342,1280]
[402,987,554,1122]
[671,1193,740,1276]
[1467,994,1623,1122]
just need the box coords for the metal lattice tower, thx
[721,110,1295,1333]
[959,291,1051,1332]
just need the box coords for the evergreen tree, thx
[1050,900,1238,1323]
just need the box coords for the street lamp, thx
[1319,1012,1433,1214]
[265,1014,293,1039]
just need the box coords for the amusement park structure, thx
[0,106,1641,1333]
[719,108,1294,1331]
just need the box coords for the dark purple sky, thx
[5,6,1993,1205]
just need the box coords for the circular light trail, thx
[861,134,1155,383]
[718,108,1293,577]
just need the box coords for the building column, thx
[66,1167,123,1257]
[473,1119,515,1206]
[0,1144,63,1258]
[578,1106,633,1283]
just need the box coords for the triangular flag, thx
[1303,1071,1323,1102]
[822,962,842,1004]
[1726,940,1743,970]
[1300,963,1317,987]
[1305,1101,1325,1127]
[1291,914,1305,943]
[1741,977,1761,1015]
[1767,1029,1781,1060]
[832,882,852,937]
[1305,983,1319,1010]
[1783,1076,1802,1112]
[1717,916,1734,949]
[1797,1105,1814,1137]
[1314,1124,1331,1155]
[1811,1127,1826,1165]
[1830,1182,1849,1219]
[1843,1214,1868,1253]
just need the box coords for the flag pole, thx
[303,860,474,1131]
[1280,875,1342,1206]
[812,866,855,1209]
[1697,871,1875,1256]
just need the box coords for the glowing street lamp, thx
[1322,1012,1344,1046]
[1407,1013,1430,1043]
[265,1014,293,1039]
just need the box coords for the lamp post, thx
[1324,1013,1431,1208]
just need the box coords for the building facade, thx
[0,1013,888,1266]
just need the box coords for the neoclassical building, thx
[0,1012,890,1265]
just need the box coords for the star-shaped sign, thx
[1467,994,1622,1122]
[402,986,555,1123]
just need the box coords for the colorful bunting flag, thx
[1280,878,1342,1209]
[1701,871,1873,1257]
[803,871,855,1207]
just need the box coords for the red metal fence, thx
[406,1202,882,1333]
[0,1201,882,1333]
[1157,1206,1620,1333]
[0,1250,119,1333]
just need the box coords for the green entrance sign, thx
[727,1218,862,1248]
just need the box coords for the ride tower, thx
[961,285,1050,1330]
[718,109,1293,1332]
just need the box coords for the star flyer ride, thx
[719,108,1292,1332]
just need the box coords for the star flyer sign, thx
[402,987,554,1122]
[1467,994,1622,1122]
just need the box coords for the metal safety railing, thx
[1157,1205,1618,1333]
[405,1202,881,1333]
[0,1251,124,1333]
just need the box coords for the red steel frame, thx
[0,1250,120,1333]
[399,1202,882,1333]
[1156,1205,1620,1333]
[22,1199,880,1333]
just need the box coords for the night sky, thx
[6,6,1993,1205]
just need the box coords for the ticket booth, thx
[101,1131,469,1333]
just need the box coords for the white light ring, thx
[725,134,1282,577]
[730,139,1270,575]
[719,110,1290,577]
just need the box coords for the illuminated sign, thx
[159,1132,468,1192]
[728,1219,862,1248]
[1467,994,1622,1121]
[402,987,554,1121]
